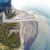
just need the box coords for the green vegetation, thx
[5,9,17,19]
[0,44,9,50]
[0,23,21,50]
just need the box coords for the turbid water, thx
[3,9,50,50]
[20,11,50,50]
[20,21,38,50]
[28,12,50,50]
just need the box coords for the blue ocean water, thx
[0,0,11,12]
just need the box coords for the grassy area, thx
[5,9,17,19]
[0,23,21,50]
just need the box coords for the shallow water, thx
[20,11,50,50]
[31,13,50,50]
[18,10,50,50]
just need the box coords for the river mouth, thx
[0,10,38,50]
